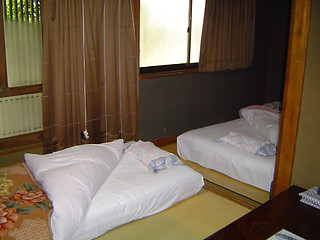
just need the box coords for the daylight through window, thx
[0,0,43,140]
[2,0,42,87]
[140,0,205,69]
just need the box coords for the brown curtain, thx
[42,0,138,153]
[199,0,256,72]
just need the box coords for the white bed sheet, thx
[71,152,204,240]
[177,118,275,192]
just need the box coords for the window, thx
[0,0,42,150]
[3,0,42,87]
[140,0,205,73]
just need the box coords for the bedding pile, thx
[177,102,281,191]
[216,102,281,155]
[239,103,281,146]
[25,139,124,240]
[19,139,203,240]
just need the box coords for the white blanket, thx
[25,140,204,239]
[25,140,124,240]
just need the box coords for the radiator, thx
[0,93,42,139]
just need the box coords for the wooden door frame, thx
[272,0,311,197]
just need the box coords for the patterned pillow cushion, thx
[217,132,276,157]
[147,155,184,173]
[125,140,184,173]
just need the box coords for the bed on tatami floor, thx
[177,102,281,200]
[0,140,205,239]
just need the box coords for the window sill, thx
[140,67,200,80]
[0,84,42,98]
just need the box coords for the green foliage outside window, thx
[2,0,41,22]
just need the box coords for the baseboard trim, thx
[151,134,179,147]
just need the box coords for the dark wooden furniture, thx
[205,185,320,240]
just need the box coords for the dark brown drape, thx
[199,0,256,72]
[42,0,138,153]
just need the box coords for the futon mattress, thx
[71,152,204,240]
[177,118,275,191]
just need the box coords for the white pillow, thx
[240,109,280,145]
[124,140,184,173]
[217,132,277,156]
[24,139,124,240]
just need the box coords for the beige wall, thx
[291,0,320,189]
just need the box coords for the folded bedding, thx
[125,140,184,172]
[20,139,203,240]
[25,139,124,240]
[71,148,203,240]
[239,103,281,145]
[214,102,280,157]
[177,102,281,191]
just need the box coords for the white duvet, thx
[24,140,204,240]
[25,140,124,240]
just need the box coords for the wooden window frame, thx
[0,2,42,152]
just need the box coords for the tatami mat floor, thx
[97,142,268,240]
[97,188,250,240]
